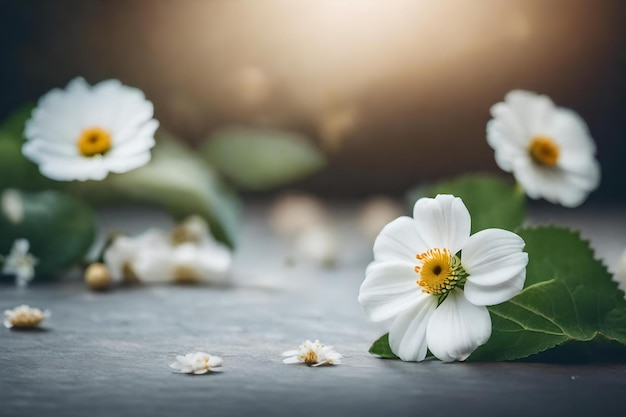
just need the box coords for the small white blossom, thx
[487,90,600,207]
[2,239,38,287]
[23,77,159,181]
[4,305,50,329]
[170,352,223,374]
[1,189,24,224]
[282,340,342,366]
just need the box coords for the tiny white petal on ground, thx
[170,352,223,374]
[4,305,50,329]
[282,340,342,366]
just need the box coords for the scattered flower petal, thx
[487,90,600,207]
[358,194,528,362]
[4,305,50,329]
[282,340,342,366]
[170,352,223,374]
[2,239,38,287]
[23,77,159,182]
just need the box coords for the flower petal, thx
[426,289,491,362]
[464,269,526,306]
[372,216,429,263]
[412,194,470,254]
[462,228,528,288]
[388,295,437,361]
[358,261,426,322]
[504,90,555,137]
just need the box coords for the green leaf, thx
[368,333,399,359]
[407,174,525,233]
[469,226,626,361]
[202,126,327,191]
[0,104,60,191]
[70,132,241,248]
[0,190,96,280]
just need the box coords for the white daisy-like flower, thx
[2,239,38,287]
[358,194,529,362]
[487,90,600,207]
[104,229,168,283]
[4,305,50,329]
[282,340,342,366]
[170,352,223,374]
[23,77,159,181]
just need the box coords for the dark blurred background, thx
[1,0,625,200]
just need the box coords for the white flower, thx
[134,241,232,285]
[282,340,342,366]
[358,194,528,362]
[23,77,159,181]
[2,239,38,287]
[104,219,233,285]
[170,352,223,374]
[104,229,168,283]
[487,90,600,207]
[4,305,50,329]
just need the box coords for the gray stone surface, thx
[1,202,625,417]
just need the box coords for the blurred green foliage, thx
[202,126,328,191]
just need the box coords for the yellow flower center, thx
[301,350,318,365]
[415,248,466,295]
[173,266,199,284]
[77,127,112,157]
[529,136,559,167]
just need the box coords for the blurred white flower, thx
[487,90,600,207]
[294,226,339,267]
[23,77,159,181]
[104,229,168,283]
[170,215,212,246]
[282,340,342,366]
[358,196,405,240]
[170,352,223,374]
[134,241,232,285]
[104,217,232,285]
[4,305,50,329]
[1,189,24,224]
[2,239,37,287]
[359,195,528,362]
[269,194,329,239]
